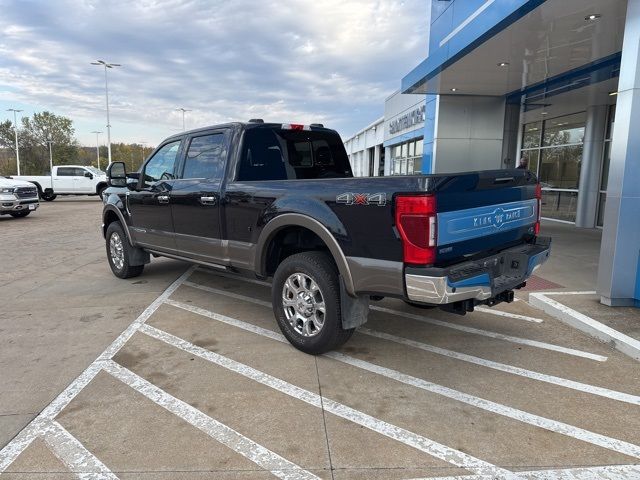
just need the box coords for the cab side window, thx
[182,134,226,180]
[57,167,75,176]
[143,140,181,187]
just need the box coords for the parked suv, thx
[102,121,550,354]
[0,176,39,218]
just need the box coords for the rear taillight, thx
[395,195,437,265]
[535,183,542,235]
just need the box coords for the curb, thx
[529,292,640,362]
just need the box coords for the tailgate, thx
[432,170,539,264]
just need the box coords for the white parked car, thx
[0,176,40,218]
[15,165,108,201]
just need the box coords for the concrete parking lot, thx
[2,199,640,479]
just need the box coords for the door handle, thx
[200,196,217,205]
[157,195,170,204]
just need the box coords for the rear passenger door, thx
[54,167,76,192]
[171,130,229,263]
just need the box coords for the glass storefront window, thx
[538,145,583,189]
[414,157,422,173]
[520,150,540,175]
[541,191,578,223]
[390,137,424,176]
[542,112,586,146]
[522,122,542,149]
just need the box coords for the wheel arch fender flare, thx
[102,204,134,246]
[96,181,108,194]
[255,213,356,296]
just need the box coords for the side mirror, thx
[126,172,140,190]
[107,162,127,187]
[84,171,93,179]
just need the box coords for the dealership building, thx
[345,0,639,307]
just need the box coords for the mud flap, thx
[340,276,370,329]
[127,245,150,266]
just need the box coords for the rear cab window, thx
[237,126,353,181]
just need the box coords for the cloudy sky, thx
[0,0,427,147]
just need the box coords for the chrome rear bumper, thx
[405,238,551,305]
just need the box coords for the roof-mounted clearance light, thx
[282,124,311,131]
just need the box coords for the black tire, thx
[404,300,437,310]
[10,211,30,218]
[272,251,354,355]
[105,222,144,279]
[97,184,107,198]
[41,191,57,201]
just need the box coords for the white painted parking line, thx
[530,292,640,362]
[165,299,640,460]
[42,421,118,480]
[103,360,320,480]
[371,306,608,362]
[188,273,606,361]
[359,327,640,406]
[139,323,507,477]
[0,266,196,474]
[181,282,632,404]
[183,280,272,307]
[474,306,544,323]
[411,463,640,479]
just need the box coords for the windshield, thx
[87,166,105,175]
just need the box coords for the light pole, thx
[139,141,147,163]
[91,131,102,170]
[46,139,54,191]
[91,60,121,166]
[176,108,191,131]
[6,108,23,175]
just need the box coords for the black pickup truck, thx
[102,120,550,354]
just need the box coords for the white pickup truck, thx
[15,165,108,201]
[0,176,39,217]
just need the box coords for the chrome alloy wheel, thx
[282,273,326,337]
[109,232,125,271]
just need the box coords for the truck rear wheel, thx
[272,251,354,355]
[41,191,57,201]
[106,222,144,279]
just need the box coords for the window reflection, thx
[390,138,424,175]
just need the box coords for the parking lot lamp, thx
[176,108,191,131]
[91,131,103,170]
[6,108,23,175]
[46,139,54,190]
[91,60,121,166]
[140,141,147,162]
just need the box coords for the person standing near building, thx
[517,156,529,170]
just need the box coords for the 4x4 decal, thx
[336,192,386,206]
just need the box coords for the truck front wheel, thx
[41,191,57,201]
[272,251,354,355]
[106,222,144,279]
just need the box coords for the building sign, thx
[389,105,425,135]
